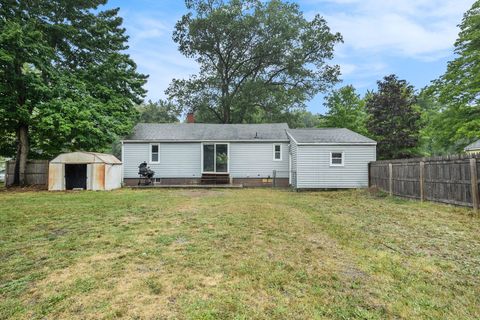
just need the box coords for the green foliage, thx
[319,85,368,135]
[423,1,480,153]
[366,75,421,160]
[137,99,181,123]
[0,1,147,159]
[167,0,342,123]
[287,110,321,128]
[416,93,463,156]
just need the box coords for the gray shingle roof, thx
[465,139,480,151]
[287,128,376,144]
[125,123,289,141]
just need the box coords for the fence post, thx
[368,162,371,188]
[419,160,425,202]
[388,163,393,196]
[272,170,276,188]
[470,158,479,212]
[45,160,50,189]
[4,160,9,188]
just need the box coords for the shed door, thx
[65,164,87,190]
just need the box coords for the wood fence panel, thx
[369,162,389,191]
[392,162,420,199]
[369,154,480,209]
[5,160,49,188]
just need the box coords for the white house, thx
[464,139,480,154]
[122,122,376,188]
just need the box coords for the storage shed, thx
[48,152,122,191]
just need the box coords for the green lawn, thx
[0,188,479,319]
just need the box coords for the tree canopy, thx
[137,100,182,123]
[423,0,480,152]
[0,0,147,184]
[366,75,421,160]
[319,85,368,136]
[167,0,342,124]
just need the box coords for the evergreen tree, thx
[366,75,421,159]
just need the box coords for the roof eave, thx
[122,139,290,143]
[295,142,377,146]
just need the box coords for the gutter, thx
[121,139,290,143]
[295,142,377,146]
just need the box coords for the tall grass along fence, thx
[5,160,49,188]
[369,154,480,211]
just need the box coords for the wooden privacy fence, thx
[5,160,49,188]
[369,154,480,211]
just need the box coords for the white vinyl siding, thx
[123,141,289,179]
[123,142,201,178]
[290,140,298,187]
[295,145,375,188]
[228,142,289,178]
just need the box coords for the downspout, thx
[121,141,125,187]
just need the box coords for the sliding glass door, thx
[203,143,228,173]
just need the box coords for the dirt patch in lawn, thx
[178,189,224,197]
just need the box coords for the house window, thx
[150,144,160,163]
[330,152,344,166]
[273,144,282,161]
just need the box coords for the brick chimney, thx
[186,112,195,123]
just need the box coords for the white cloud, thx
[338,63,357,75]
[326,12,455,58]
[336,60,389,87]
[305,0,473,60]
[127,16,170,44]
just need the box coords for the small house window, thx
[273,144,282,161]
[150,144,160,163]
[330,152,344,166]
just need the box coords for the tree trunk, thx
[14,125,29,186]
[223,106,230,124]
[12,57,29,186]
[220,79,230,123]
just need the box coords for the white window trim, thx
[149,143,160,164]
[273,143,282,161]
[330,151,344,167]
[201,142,230,174]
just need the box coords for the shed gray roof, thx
[125,123,289,141]
[287,128,376,144]
[50,152,122,164]
[465,139,480,151]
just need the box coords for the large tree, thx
[366,75,421,160]
[0,1,147,185]
[424,1,480,152]
[137,99,182,123]
[167,0,342,123]
[319,85,368,135]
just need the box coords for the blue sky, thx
[106,0,474,114]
